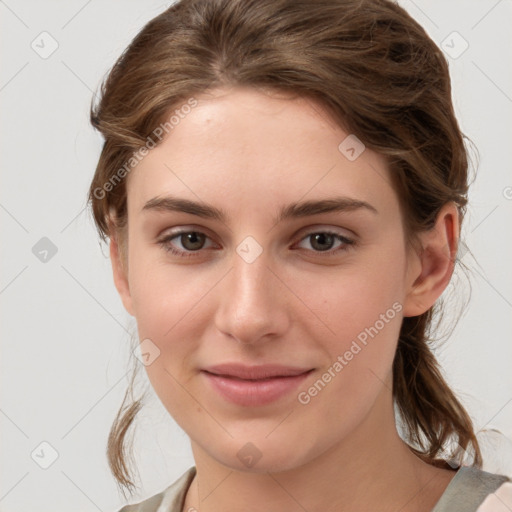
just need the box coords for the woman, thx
[88,0,511,510]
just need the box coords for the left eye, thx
[295,231,354,253]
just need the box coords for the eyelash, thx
[157,229,356,258]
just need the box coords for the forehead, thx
[126,86,398,220]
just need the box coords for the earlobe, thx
[110,233,135,317]
[402,202,459,317]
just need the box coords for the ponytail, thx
[393,312,482,466]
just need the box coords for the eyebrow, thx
[142,195,378,223]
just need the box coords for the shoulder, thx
[477,479,512,512]
[116,466,196,512]
[433,466,511,512]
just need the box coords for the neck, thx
[182,386,455,512]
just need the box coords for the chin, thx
[206,436,316,475]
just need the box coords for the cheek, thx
[126,241,220,380]
[127,235,206,335]
[307,277,402,385]
[293,247,406,408]
[127,256,210,422]
[299,245,406,349]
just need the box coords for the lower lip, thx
[202,370,313,406]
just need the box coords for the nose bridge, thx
[214,245,288,344]
[235,247,273,301]
[230,234,273,303]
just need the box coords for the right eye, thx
[157,230,217,258]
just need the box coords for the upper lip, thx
[202,363,313,380]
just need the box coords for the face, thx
[113,86,423,473]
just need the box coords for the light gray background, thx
[1,1,511,511]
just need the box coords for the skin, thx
[110,86,459,511]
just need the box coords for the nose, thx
[213,248,290,346]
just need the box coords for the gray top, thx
[118,465,510,512]
[432,466,510,512]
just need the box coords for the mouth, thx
[201,364,315,406]
[202,363,314,380]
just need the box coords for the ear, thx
[110,231,135,317]
[402,202,460,317]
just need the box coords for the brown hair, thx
[88,0,482,494]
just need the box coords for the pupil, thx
[182,232,204,250]
[312,233,334,251]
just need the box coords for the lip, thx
[201,364,314,406]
